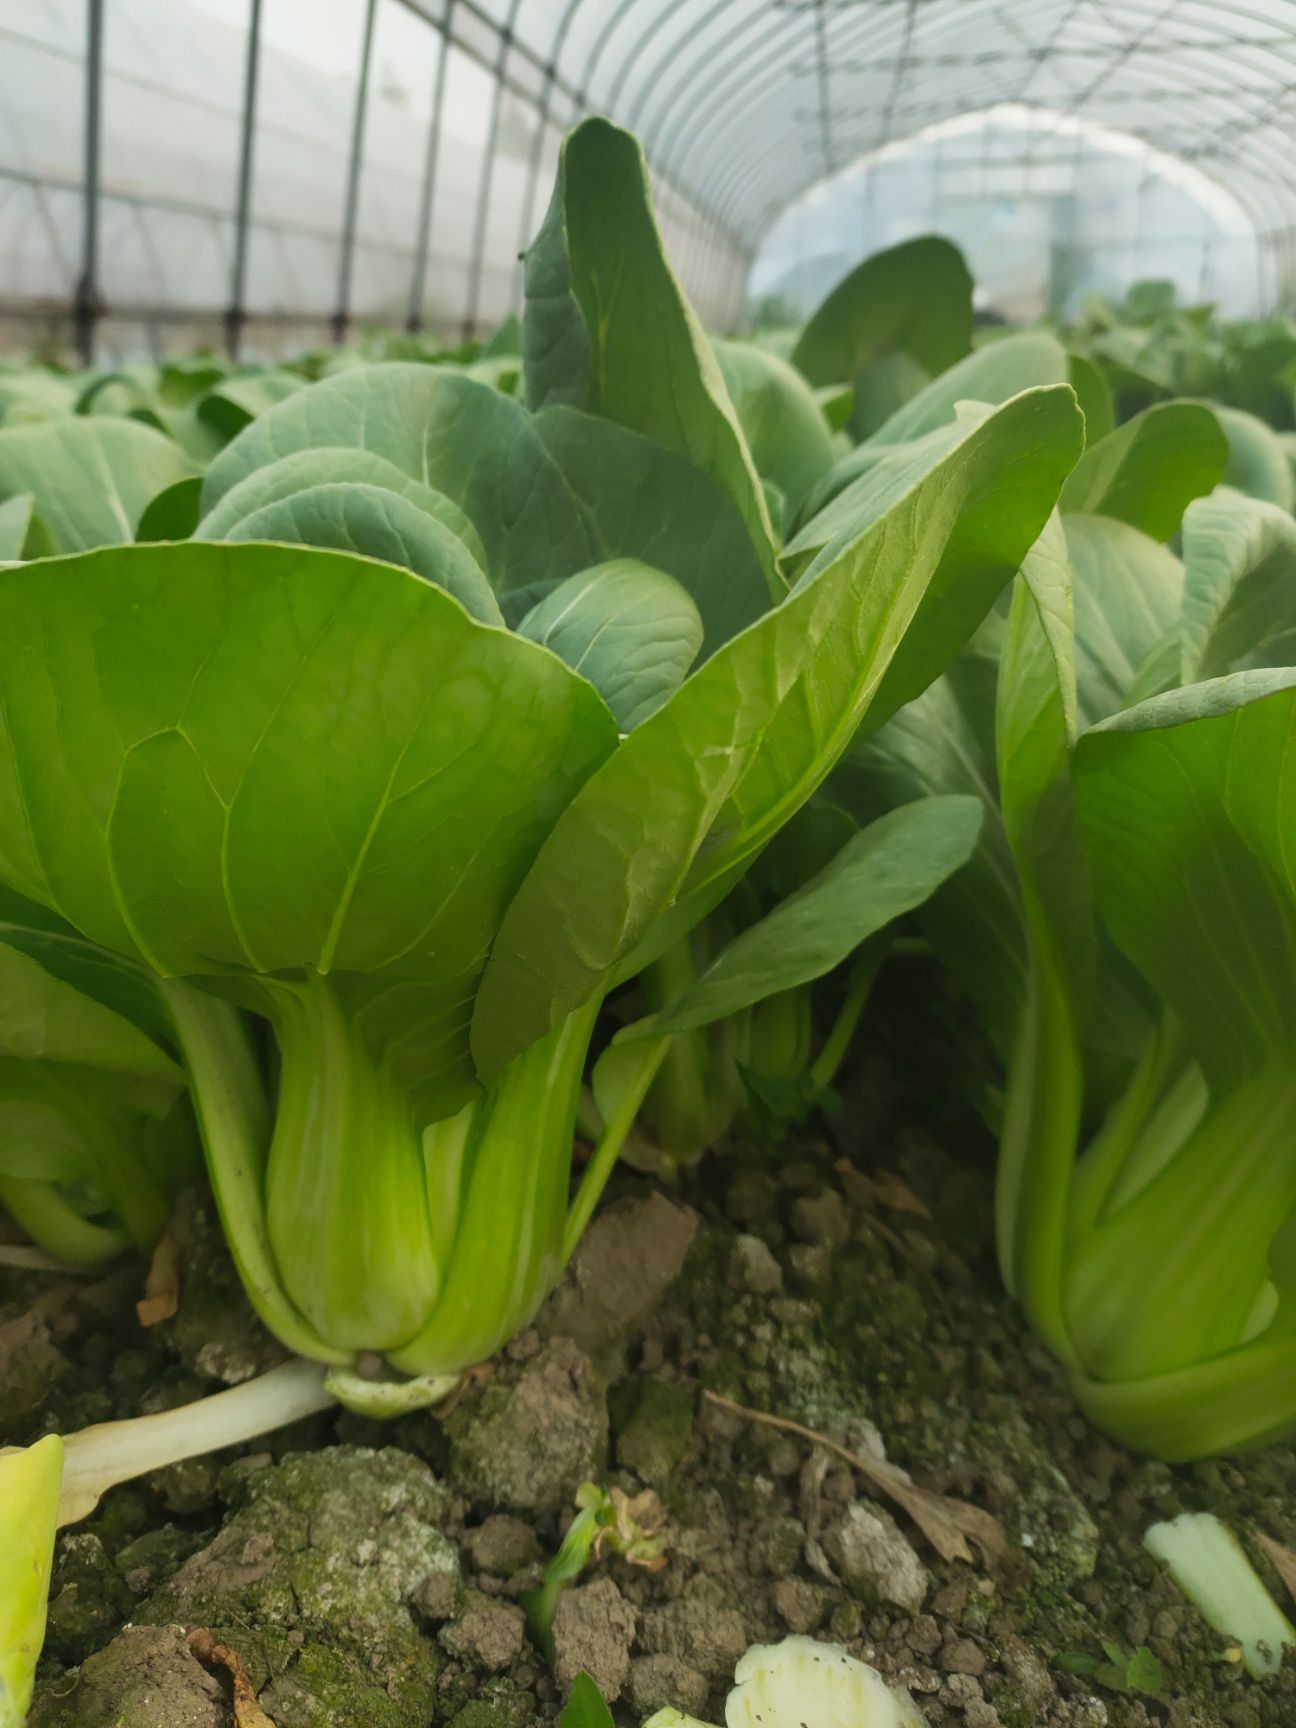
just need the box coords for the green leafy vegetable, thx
[224,482,503,624]
[516,559,703,730]
[792,236,974,442]
[526,117,779,582]
[1058,402,1228,540]
[0,417,195,552]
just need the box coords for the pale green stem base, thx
[58,1358,336,1526]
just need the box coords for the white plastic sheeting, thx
[2,0,1296,350]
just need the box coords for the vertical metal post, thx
[463,0,525,341]
[333,0,379,345]
[407,0,456,332]
[514,0,588,304]
[74,0,105,365]
[226,0,263,360]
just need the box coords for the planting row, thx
[1,117,1294,1725]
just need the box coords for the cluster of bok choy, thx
[1,112,1296,1718]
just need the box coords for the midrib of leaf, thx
[217,579,360,974]
[312,674,454,976]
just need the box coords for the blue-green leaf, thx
[517,560,703,730]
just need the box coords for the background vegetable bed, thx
[2,108,1296,1728]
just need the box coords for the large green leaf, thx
[0,367,77,426]
[136,476,203,542]
[1213,404,1296,511]
[797,392,1083,744]
[1075,671,1296,1092]
[1067,352,1116,444]
[198,446,488,570]
[201,366,589,592]
[517,560,702,730]
[629,795,982,1035]
[836,634,1027,1057]
[197,369,306,440]
[0,542,616,1115]
[0,940,180,1102]
[225,483,503,625]
[0,936,193,1257]
[531,407,771,654]
[198,368,770,650]
[712,338,836,516]
[1065,514,1184,726]
[993,515,1092,1348]
[1068,673,1296,1381]
[1176,488,1296,681]
[1058,402,1228,540]
[471,384,1084,1076]
[0,418,195,552]
[788,418,970,546]
[869,332,1070,446]
[0,886,173,1043]
[524,118,778,581]
[791,236,974,438]
[0,493,33,561]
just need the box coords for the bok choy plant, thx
[844,464,1296,1459]
[0,120,1083,1414]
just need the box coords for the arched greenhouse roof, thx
[3,0,1296,359]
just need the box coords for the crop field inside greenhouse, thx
[3,5,1296,1727]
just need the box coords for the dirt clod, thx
[640,1579,748,1681]
[448,1337,608,1516]
[440,1592,526,1672]
[824,1501,930,1612]
[941,1636,988,1676]
[29,1624,229,1728]
[552,1575,637,1702]
[616,1377,696,1485]
[543,1192,698,1361]
[464,1515,541,1577]
[791,1187,850,1248]
[629,1652,712,1715]
[727,1233,783,1295]
[141,1447,453,1727]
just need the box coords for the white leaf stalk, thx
[57,1358,336,1525]
[2,1361,338,1724]
[1145,1512,1296,1678]
[2,1361,336,1728]
[644,1636,928,1728]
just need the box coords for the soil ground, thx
[6,966,1296,1728]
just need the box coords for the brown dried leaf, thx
[1257,1531,1296,1605]
[136,1234,180,1327]
[872,1170,933,1220]
[187,1628,276,1728]
[702,1389,1009,1567]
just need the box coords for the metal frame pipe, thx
[225,0,263,360]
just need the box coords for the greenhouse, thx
[2,3,1296,1726]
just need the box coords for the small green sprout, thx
[524,1482,667,1662]
[1057,1643,1165,1696]
[560,1673,616,1727]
